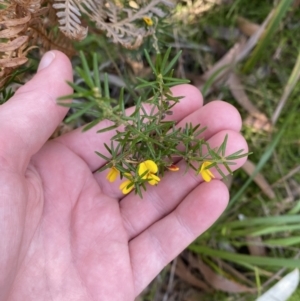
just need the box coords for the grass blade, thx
[227,113,292,210]
[243,0,294,72]
[189,245,300,269]
[272,49,300,125]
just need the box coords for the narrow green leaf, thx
[135,81,157,89]
[227,114,292,210]
[243,0,294,72]
[65,102,95,123]
[144,49,157,75]
[136,184,143,199]
[63,81,90,94]
[221,215,300,229]
[83,118,102,131]
[95,151,110,161]
[104,73,110,98]
[76,68,94,89]
[119,87,125,114]
[163,50,182,75]
[93,53,101,92]
[162,77,189,82]
[272,49,300,124]
[215,164,226,178]
[226,151,251,160]
[265,236,300,246]
[103,143,112,155]
[96,165,110,173]
[189,245,300,268]
[136,77,150,84]
[97,124,118,133]
[165,81,189,87]
[201,65,229,97]
[208,148,222,160]
[160,48,172,72]
[223,162,233,174]
[221,134,228,157]
[288,201,300,215]
[250,224,300,236]
[79,51,94,87]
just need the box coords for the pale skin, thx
[0,51,248,301]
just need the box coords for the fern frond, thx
[29,22,76,56]
[53,0,88,40]
[80,0,173,49]
[13,0,42,13]
[0,0,76,88]
[0,3,31,87]
[118,0,171,23]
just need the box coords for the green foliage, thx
[0,65,33,104]
[59,49,248,197]
[0,87,14,105]
[243,0,294,72]
[189,245,300,269]
[228,113,291,210]
[289,288,300,301]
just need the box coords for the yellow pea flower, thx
[138,160,160,185]
[143,16,153,26]
[119,173,134,194]
[199,161,215,182]
[106,166,119,182]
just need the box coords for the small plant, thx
[59,49,249,198]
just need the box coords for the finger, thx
[94,101,243,199]
[120,130,247,240]
[56,84,203,171]
[129,180,229,295]
[0,51,73,171]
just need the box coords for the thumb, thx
[0,50,73,172]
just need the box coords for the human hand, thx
[0,51,248,301]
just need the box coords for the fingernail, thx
[38,51,55,71]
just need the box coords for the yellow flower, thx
[199,161,215,182]
[143,16,153,26]
[119,173,134,194]
[106,166,119,182]
[138,160,160,185]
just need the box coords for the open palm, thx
[0,51,247,301]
